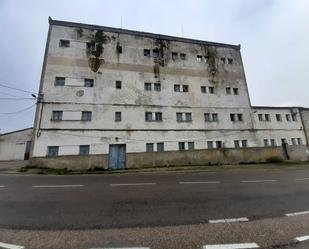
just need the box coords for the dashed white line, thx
[110,183,156,187]
[89,247,150,249]
[0,241,24,249]
[241,180,277,183]
[295,178,309,181]
[0,185,5,188]
[179,181,220,184]
[295,235,309,242]
[32,184,84,188]
[285,210,309,216]
[203,243,259,249]
[208,217,249,224]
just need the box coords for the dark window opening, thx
[226,87,231,94]
[52,111,63,121]
[155,112,162,121]
[201,86,206,93]
[178,142,185,150]
[146,143,154,152]
[154,83,161,91]
[144,49,151,57]
[116,80,122,89]
[180,53,186,60]
[208,86,214,94]
[172,52,178,60]
[79,145,90,155]
[59,40,70,47]
[115,112,121,122]
[55,77,65,86]
[157,143,164,152]
[153,49,160,58]
[144,82,152,91]
[84,78,94,87]
[47,146,59,156]
[233,88,238,95]
[228,58,233,64]
[182,85,189,92]
[188,142,195,150]
[197,55,202,62]
[116,43,122,53]
[174,84,180,92]
[81,111,92,121]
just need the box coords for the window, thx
[144,82,152,91]
[258,114,263,121]
[264,139,269,147]
[145,112,152,121]
[155,112,162,121]
[228,58,233,64]
[144,49,150,57]
[116,80,122,89]
[59,39,70,47]
[201,86,206,93]
[55,77,65,86]
[86,42,95,51]
[197,55,202,62]
[52,111,63,121]
[212,113,218,122]
[185,113,192,121]
[276,114,282,122]
[265,114,270,122]
[270,139,276,147]
[234,140,240,148]
[216,141,222,148]
[180,53,186,60]
[297,138,302,145]
[157,142,164,152]
[207,141,213,149]
[230,113,235,122]
[115,112,121,122]
[84,78,94,87]
[79,145,90,155]
[221,57,226,64]
[188,142,195,150]
[204,113,218,122]
[204,56,209,63]
[241,140,248,148]
[292,113,297,121]
[116,44,122,53]
[178,142,185,150]
[281,138,287,144]
[81,111,92,121]
[233,88,238,95]
[286,114,291,121]
[237,113,243,121]
[226,87,231,95]
[208,86,214,94]
[154,83,161,91]
[153,49,160,58]
[204,113,210,122]
[47,146,59,156]
[176,112,183,121]
[172,52,178,60]
[182,85,189,92]
[174,84,180,92]
[291,138,297,145]
[146,143,154,152]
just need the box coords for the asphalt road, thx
[1,168,309,230]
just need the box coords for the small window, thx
[116,81,122,89]
[79,145,90,155]
[145,112,152,121]
[208,87,214,94]
[47,146,59,156]
[115,112,121,122]
[291,138,297,145]
[204,56,209,63]
[258,114,263,121]
[212,113,218,122]
[188,142,195,150]
[84,78,94,87]
[234,140,240,148]
[180,53,186,60]
[185,113,192,121]
[146,143,154,152]
[174,84,180,92]
[230,113,235,122]
[157,142,164,152]
[201,86,206,93]
[237,114,243,121]
[155,112,162,121]
[55,77,65,86]
[52,111,63,121]
[228,58,233,64]
[153,49,160,58]
[176,112,183,122]
[81,111,92,121]
[276,114,282,122]
[204,113,210,122]
[197,55,202,62]
[59,39,70,47]
[154,83,161,91]
[207,141,213,149]
[241,140,248,148]
[144,82,152,91]
[178,142,185,150]
[281,138,287,144]
[226,87,231,95]
[144,49,151,57]
[270,139,276,147]
[233,88,238,95]
[172,52,178,60]
[265,114,270,122]
[286,114,291,121]
[297,138,302,145]
[220,57,226,64]
[182,85,189,92]
[116,44,122,54]
[264,139,269,147]
[216,141,222,148]
[292,113,297,121]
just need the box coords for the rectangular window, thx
[233,88,239,95]
[144,82,152,91]
[145,112,152,121]
[185,113,192,121]
[115,112,121,122]
[208,87,214,94]
[116,80,122,89]
[86,42,95,51]
[116,44,122,53]
[297,138,302,145]
[241,140,248,148]
[216,141,222,148]
[154,83,161,91]
[292,113,297,121]
[212,113,218,122]
[81,111,92,121]
[155,112,162,121]
[226,87,231,95]
[180,53,186,60]
[176,112,183,121]
[55,77,65,86]
[84,78,94,87]
[286,114,291,121]
[207,141,213,149]
[264,139,269,147]
[281,138,287,144]
[146,143,154,152]
[79,145,90,155]
[201,86,206,93]
[188,142,195,150]
[174,84,180,92]
[59,39,70,47]
[234,140,240,148]
[270,139,276,147]
[228,58,233,64]
[204,56,209,63]
[230,113,235,122]
[182,85,189,92]
[204,113,210,122]
[197,55,202,62]
[291,138,297,145]
[157,142,164,152]
[258,114,263,121]
[221,57,226,64]
[178,142,185,150]
[47,146,59,156]
[265,114,270,122]
[172,52,178,60]
[237,114,243,121]
[152,49,160,58]
[276,114,282,122]
[144,49,150,57]
[52,111,63,121]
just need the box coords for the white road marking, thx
[285,210,309,216]
[32,184,84,188]
[0,185,5,188]
[203,243,259,249]
[295,235,309,242]
[241,180,277,183]
[110,183,156,187]
[295,178,309,181]
[179,181,220,184]
[89,247,150,249]
[208,217,249,224]
[0,241,24,249]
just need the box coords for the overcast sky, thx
[0,0,308,133]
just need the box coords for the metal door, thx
[24,141,32,160]
[108,144,126,169]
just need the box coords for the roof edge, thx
[0,127,33,136]
[48,17,241,50]
[252,105,306,109]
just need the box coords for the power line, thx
[0,103,36,115]
[0,97,36,100]
[0,83,36,95]
[0,91,27,98]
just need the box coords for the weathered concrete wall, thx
[31,146,286,170]
[300,108,309,147]
[287,145,309,161]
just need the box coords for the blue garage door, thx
[108,144,126,169]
